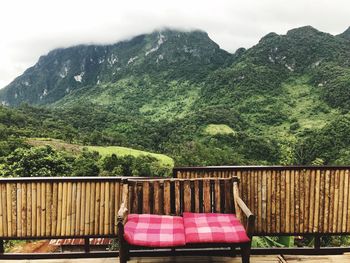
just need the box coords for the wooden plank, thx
[164,181,171,215]
[142,181,150,214]
[174,181,180,215]
[257,170,262,233]
[204,179,211,213]
[308,169,315,233]
[347,169,350,232]
[154,181,161,215]
[214,179,221,213]
[99,182,105,234]
[65,182,72,236]
[194,180,200,213]
[36,182,41,237]
[184,180,191,212]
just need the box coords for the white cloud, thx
[0,0,349,89]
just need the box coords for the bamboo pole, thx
[45,183,52,237]
[337,170,345,232]
[80,182,86,236]
[11,184,17,236]
[51,183,58,236]
[0,185,4,237]
[84,182,91,235]
[40,182,45,236]
[56,182,62,236]
[32,183,37,236]
[104,182,110,235]
[61,182,67,236]
[90,182,95,235]
[66,182,72,236]
[16,183,22,237]
[94,182,100,235]
[26,183,32,237]
[285,170,291,233]
[71,183,77,236]
[99,182,104,234]
[343,169,350,232]
[75,182,81,236]
[1,184,8,237]
[280,170,286,233]
[6,184,12,236]
[313,169,321,232]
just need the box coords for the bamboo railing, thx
[0,177,124,239]
[174,166,350,236]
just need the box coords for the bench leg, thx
[230,246,236,257]
[240,242,251,263]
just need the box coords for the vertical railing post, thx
[0,239,4,254]
[84,237,90,253]
[314,235,321,251]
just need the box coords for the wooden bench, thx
[117,177,255,263]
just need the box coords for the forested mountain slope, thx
[2,26,350,166]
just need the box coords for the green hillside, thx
[2,26,350,172]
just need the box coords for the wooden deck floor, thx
[1,255,350,263]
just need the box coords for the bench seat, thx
[124,214,186,247]
[183,212,250,244]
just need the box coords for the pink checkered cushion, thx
[183,212,250,244]
[124,214,186,247]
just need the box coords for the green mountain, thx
[0,29,232,106]
[338,26,350,40]
[2,26,350,166]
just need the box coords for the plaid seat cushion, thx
[183,212,250,244]
[124,214,186,247]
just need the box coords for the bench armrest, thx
[117,183,129,225]
[233,182,255,238]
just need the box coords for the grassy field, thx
[87,146,174,167]
[27,138,174,168]
[204,124,235,135]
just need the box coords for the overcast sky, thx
[0,0,349,89]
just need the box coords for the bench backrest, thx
[126,177,239,216]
